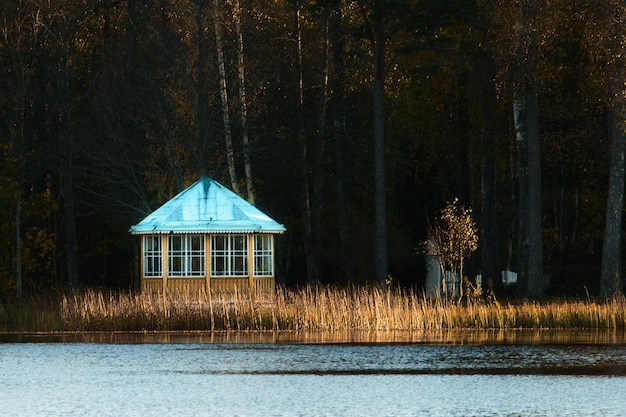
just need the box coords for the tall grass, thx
[1,286,626,332]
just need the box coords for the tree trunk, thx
[195,0,209,176]
[62,131,78,292]
[455,70,473,208]
[513,3,543,298]
[311,7,330,282]
[16,137,23,298]
[373,5,388,286]
[600,100,624,298]
[477,51,501,294]
[294,5,319,285]
[16,51,26,299]
[58,27,78,290]
[15,191,22,298]
[506,139,516,272]
[233,0,255,204]
[513,76,543,298]
[525,74,544,298]
[329,0,352,283]
[213,0,240,193]
[598,0,626,297]
[480,133,500,293]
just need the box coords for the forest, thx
[1,0,624,300]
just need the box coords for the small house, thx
[129,177,286,293]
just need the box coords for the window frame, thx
[253,234,274,276]
[167,234,205,277]
[143,235,163,277]
[210,234,248,277]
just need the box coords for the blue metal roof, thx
[129,177,286,234]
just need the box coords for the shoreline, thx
[2,327,625,345]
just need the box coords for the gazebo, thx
[129,177,285,293]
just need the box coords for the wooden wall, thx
[141,277,275,294]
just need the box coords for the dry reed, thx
[1,286,626,332]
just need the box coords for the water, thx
[2,332,626,416]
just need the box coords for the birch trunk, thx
[194,0,209,176]
[232,0,255,204]
[213,0,239,194]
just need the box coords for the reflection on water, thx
[2,331,626,416]
[2,328,626,344]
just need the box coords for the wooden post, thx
[248,234,255,290]
[205,234,211,294]
[162,234,168,293]
[139,235,145,291]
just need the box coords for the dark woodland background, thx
[2,0,626,299]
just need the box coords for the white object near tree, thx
[425,254,441,298]
[425,254,460,298]
[501,269,518,285]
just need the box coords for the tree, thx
[0,1,42,297]
[458,1,502,295]
[213,0,240,193]
[292,2,316,284]
[587,1,626,298]
[601,89,625,298]
[511,0,544,298]
[4,0,626,297]
[233,0,256,204]
[328,0,353,283]
[42,2,85,290]
[356,0,390,286]
[372,2,388,287]
[476,41,502,295]
[425,198,478,300]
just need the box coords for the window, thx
[143,235,162,277]
[211,234,247,276]
[168,235,205,277]
[254,235,274,276]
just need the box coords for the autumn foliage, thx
[425,199,479,299]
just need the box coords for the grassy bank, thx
[1,286,626,332]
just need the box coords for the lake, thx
[2,330,626,416]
